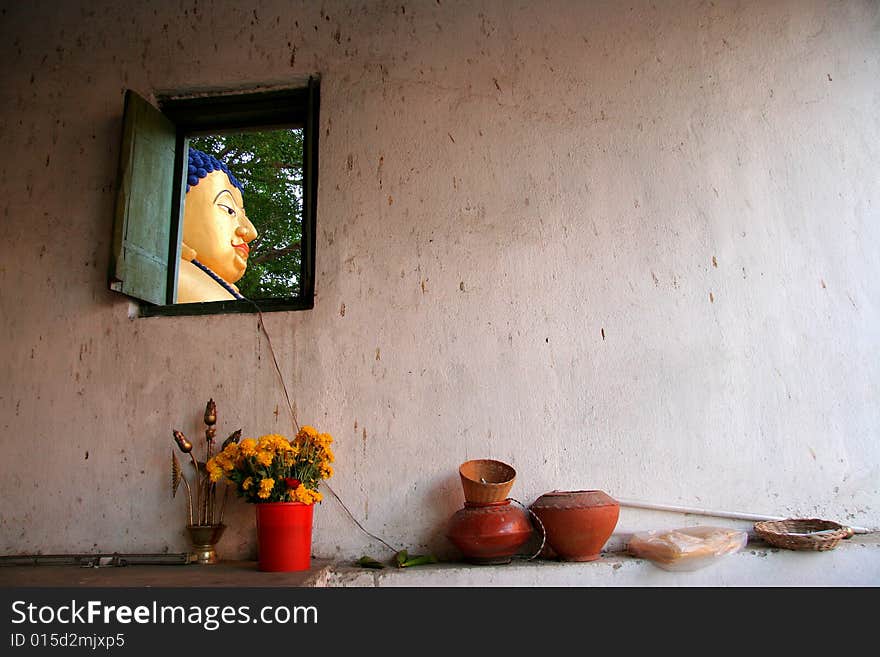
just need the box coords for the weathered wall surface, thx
[1,0,878,566]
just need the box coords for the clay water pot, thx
[447,500,534,565]
[529,490,620,562]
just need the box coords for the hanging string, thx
[321,481,400,554]
[244,299,299,434]
[245,297,400,555]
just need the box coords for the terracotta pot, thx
[447,500,534,565]
[255,502,314,572]
[458,459,516,504]
[529,490,620,562]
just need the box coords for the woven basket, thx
[753,518,852,551]
[459,459,516,504]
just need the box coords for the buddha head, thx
[181,148,258,287]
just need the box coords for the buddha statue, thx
[176,148,258,303]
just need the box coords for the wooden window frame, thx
[109,78,320,317]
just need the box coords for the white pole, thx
[614,497,873,534]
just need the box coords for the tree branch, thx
[251,242,302,265]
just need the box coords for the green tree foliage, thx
[190,128,304,299]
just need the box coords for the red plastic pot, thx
[255,502,314,572]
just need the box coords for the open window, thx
[109,79,319,316]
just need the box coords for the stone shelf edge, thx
[318,534,880,587]
[1,534,877,588]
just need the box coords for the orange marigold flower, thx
[258,478,275,499]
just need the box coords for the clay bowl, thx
[530,490,620,562]
[459,459,516,504]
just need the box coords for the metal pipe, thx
[0,553,191,567]
[614,497,874,534]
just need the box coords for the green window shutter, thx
[109,90,177,305]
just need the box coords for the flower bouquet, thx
[205,426,334,504]
[205,425,335,571]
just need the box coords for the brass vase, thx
[186,524,226,564]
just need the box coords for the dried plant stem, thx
[199,481,205,525]
[188,454,201,525]
[208,483,216,525]
[201,478,210,526]
[206,427,215,462]
[180,476,194,526]
[204,420,216,524]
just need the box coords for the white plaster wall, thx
[0,0,877,568]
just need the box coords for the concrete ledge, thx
[2,535,877,587]
[316,534,880,587]
[0,559,335,588]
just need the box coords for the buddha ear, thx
[180,241,197,262]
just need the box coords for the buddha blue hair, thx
[186,147,244,193]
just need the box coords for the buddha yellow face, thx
[182,170,258,284]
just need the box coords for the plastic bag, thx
[627,526,748,571]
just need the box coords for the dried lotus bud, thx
[173,429,193,453]
[204,399,217,426]
[222,429,242,450]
